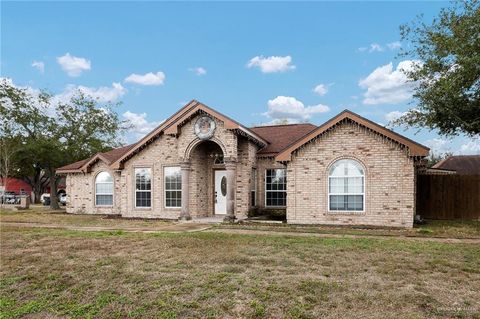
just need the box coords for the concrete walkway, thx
[189,215,226,223]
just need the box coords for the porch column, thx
[179,161,191,220]
[224,160,237,222]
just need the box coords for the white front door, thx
[215,170,227,215]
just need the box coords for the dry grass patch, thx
[1,226,479,318]
[220,219,480,239]
[0,210,172,230]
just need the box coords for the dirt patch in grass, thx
[1,226,479,318]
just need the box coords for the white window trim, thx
[134,167,152,209]
[95,172,114,207]
[164,166,182,209]
[327,160,365,213]
[264,168,287,208]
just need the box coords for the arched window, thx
[95,171,113,206]
[328,159,364,211]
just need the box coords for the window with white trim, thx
[328,159,364,211]
[164,166,181,208]
[135,168,151,208]
[251,168,257,207]
[95,171,113,206]
[265,168,286,207]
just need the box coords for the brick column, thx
[179,162,191,220]
[224,160,236,222]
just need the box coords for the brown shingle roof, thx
[100,144,137,163]
[432,155,480,175]
[250,123,317,156]
[56,158,90,172]
[57,144,136,173]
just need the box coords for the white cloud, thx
[357,43,384,52]
[385,110,406,122]
[2,77,127,121]
[56,82,126,103]
[459,137,480,154]
[124,71,165,86]
[122,111,163,139]
[263,96,330,122]
[313,84,328,96]
[57,53,91,77]
[387,41,402,50]
[425,138,452,155]
[247,55,295,73]
[0,77,50,115]
[359,60,420,105]
[358,42,401,53]
[31,61,45,73]
[189,67,206,76]
[369,43,384,52]
[425,136,480,156]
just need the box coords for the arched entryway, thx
[180,139,236,221]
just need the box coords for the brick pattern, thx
[67,113,258,219]
[66,115,417,227]
[256,157,287,212]
[286,122,415,227]
[66,161,121,215]
[235,139,258,218]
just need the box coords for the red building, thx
[0,177,32,195]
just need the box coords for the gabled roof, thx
[56,144,136,173]
[58,107,430,173]
[250,123,317,157]
[56,158,90,173]
[432,155,480,175]
[110,100,268,169]
[275,110,430,161]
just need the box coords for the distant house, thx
[433,155,480,175]
[0,177,66,202]
[0,178,32,195]
[58,100,430,228]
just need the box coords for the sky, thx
[1,1,479,156]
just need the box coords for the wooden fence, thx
[416,174,480,219]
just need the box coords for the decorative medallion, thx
[194,116,216,140]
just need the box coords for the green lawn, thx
[1,225,479,319]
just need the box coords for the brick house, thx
[57,100,429,227]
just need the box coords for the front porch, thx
[179,139,238,222]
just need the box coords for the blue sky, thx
[2,1,479,155]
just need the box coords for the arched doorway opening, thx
[188,140,226,216]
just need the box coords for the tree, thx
[426,151,453,167]
[0,137,18,207]
[0,78,128,209]
[0,79,50,203]
[393,0,480,136]
[44,93,127,208]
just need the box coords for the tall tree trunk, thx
[49,169,60,210]
[21,166,45,204]
[33,167,49,204]
[33,183,43,204]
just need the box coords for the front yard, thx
[1,211,479,318]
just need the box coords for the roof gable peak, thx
[275,109,429,161]
[110,100,268,169]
